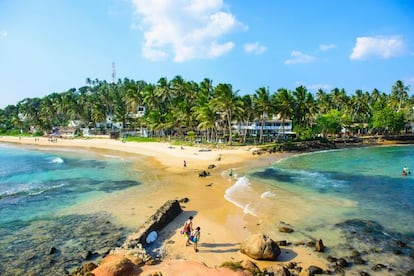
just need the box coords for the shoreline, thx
[1,136,412,275]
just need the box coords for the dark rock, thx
[240,233,281,260]
[350,250,361,257]
[82,250,92,260]
[396,240,406,247]
[359,271,370,276]
[264,265,291,276]
[145,258,159,265]
[125,200,182,247]
[147,272,163,276]
[49,247,58,255]
[393,249,403,255]
[198,171,210,177]
[315,239,325,252]
[179,197,189,203]
[326,256,337,263]
[279,226,294,233]
[308,265,324,275]
[207,164,216,169]
[336,258,349,268]
[351,255,366,265]
[240,259,261,274]
[306,241,316,248]
[335,219,414,257]
[276,240,288,246]
[286,262,297,269]
[371,263,387,271]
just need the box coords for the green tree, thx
[211,83,242,144]
[390,80,410,111]
[316,109,342,137]
[274,88,294,137]
[253,87,272,144]
[371,107,405,134]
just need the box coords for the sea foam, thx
[224,176,259,216]
[50,157,64,164]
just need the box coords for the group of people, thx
[181,216,200,252]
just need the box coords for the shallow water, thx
[225,145,414,274]
[0,143,141,275]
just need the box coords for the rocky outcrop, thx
[91,200,183,274]
[240,233,281,260]
[124,200,182,248]
[315,239,325,252]
[92,255,141,276]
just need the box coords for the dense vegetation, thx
[0,76,412,144]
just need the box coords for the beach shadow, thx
[145,210,198,254]
[201,242,239,248]
[276,248,298,262]
[199,242,240,253]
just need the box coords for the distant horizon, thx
[1,0,413,108]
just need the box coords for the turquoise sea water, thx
[0,143,141,275]
[225,145,414,274]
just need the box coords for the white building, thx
[234,117,295,139]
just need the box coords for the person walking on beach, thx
[190,227,201,252]
[181,216,193,246]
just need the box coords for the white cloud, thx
[285,51,316,64]
[0,31,7,39]
[350,35,406,60]
[319,43,336,51]
[131,0,245,62]
[244,42,267,55]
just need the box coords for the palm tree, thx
[330,88,349,111]
[238,94,255,144]
[193,78,215,142]
[391,80,410,111]
[253,87,272,144]
[292,86,318,137]
[275,88,294,137]
[210,83,242,144]
[316,89,331,114]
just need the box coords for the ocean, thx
[0,143,142,275]
[1,142,413,275]
[225,145,414,274]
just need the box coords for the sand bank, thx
[0,136,329,273]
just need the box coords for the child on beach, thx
[190,227,201,252]
[181,216,193,246]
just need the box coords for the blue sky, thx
[1,0,413,108]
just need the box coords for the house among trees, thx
[233,116,295,142]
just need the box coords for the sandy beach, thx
[0,136,329,274]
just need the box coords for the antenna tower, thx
[112,62,116,83]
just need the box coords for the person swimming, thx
[402,166,411,176]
